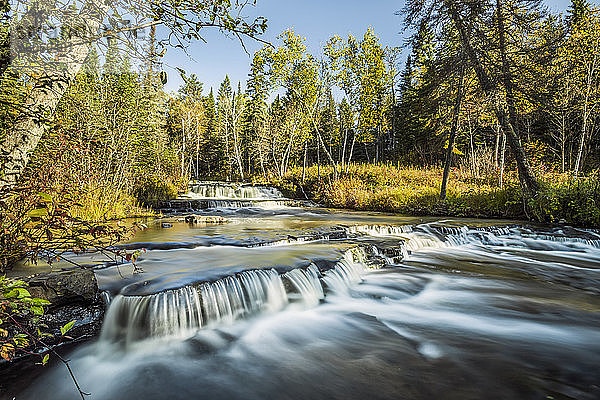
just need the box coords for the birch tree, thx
[0,0,267,189]
[568,2,600,176]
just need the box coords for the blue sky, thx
[158,0,590,95]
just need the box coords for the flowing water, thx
[11,183,600,400]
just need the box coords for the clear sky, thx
[158,0,593,95]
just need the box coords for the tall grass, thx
[69,180,156,221]
[277,163,600,227]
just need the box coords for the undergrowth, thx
[276,163,600,227]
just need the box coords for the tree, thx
[256,30,336,176]
[216,76,246,180]
[0,0,267,189]
[566,1,600,176]
[244,52,269,178]
[325,27,393,164]
[402,0,543,196]
[169,74,207,179]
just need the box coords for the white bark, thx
[0,0,109,188]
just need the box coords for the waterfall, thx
[100,269,288,345]
[99,221,600,348]
[100,248,374,346]
[321,247,367,293]
[187,182,285,200]
[348,223,600,255]
[163,182,290,211]
[283,264,325,307]
[348,224,414,236]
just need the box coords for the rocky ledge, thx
[26,269,105,342]
[0,269,104,394]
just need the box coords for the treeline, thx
[1,33,184,217]
[399,0,600,179]
[2,0,599,213]
[172,27,397,181]
[167,0,600,186]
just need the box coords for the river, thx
[12,183,600,399]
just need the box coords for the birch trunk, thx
[0,0,109,189]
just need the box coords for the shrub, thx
[133,176,179,206]
[530,171,600,226]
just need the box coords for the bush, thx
[530,171,600,226]
[133,176,180,206]
[0,276,51,362]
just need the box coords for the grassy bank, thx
[276,164,600,228]
[0,176,185,272]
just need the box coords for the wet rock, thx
[23,270,104,343]
[27,269,98,308]
[184,215,228,225]
[0,269,105,395]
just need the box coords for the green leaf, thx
[31,298,50,306]
[5,280,26,289]
[31,306,44,315]
[28,208,49,218]
[39,193,53,203]
[60,320,76,336]
[6,288,30,299]
[42,354,50,365]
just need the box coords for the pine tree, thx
[244,54,269,177]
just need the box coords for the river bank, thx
[274,164,600,228]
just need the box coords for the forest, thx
[1,0,600,396]
[1,0,600,268]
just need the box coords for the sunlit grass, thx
[277,163,600,227]
[69,181,156,222]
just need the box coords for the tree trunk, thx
[574,88,591,177]
[341,128,348,171]
[500,133,507,189]
[302,141,307,182]
[445,0,539,197]
[561,114,566,173]
[440,66,465,200]
[468,112,476,176]
[495,0,539,196]
[347,134,356,172]
[573,41,598,176]
[0,0,109,189]
[181,117,186,178]
[494,121,500,168]
[317,139,321,182]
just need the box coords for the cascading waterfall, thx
[100,247,374,346]
[204,199,290,209]
[188,182,285,200]
[348,223,600,255]
[100,269,288,345]
[321,247,367,293]
[283,264,325,307]
[348,224,414,236]
[98,222,600,349]
[164,182,291,211]
[14,214,600,400]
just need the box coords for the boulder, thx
[26,269,98,308]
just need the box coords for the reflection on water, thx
[13,204,600,400]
